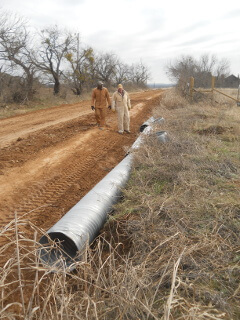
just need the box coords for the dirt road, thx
[0,89,163,246]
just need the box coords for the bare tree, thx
[167,55,196,85]
[195,54,230,87]
[0,11,36,101]
[113,61,130,85]
[65,40,95,95]
[93,53,118,86]
[129,61,150,86]
[33,25,75,95]
[198,54,217,73]
[215,58,230,87]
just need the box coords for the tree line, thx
[166,54,232,96]
[0,11,150,103]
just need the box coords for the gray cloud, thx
[179,34,217,47]
[222,9,240,19]
[58,0,85,3]
[180,21,210,34]
[211,37,240,47]
[141,8,166,31]
[144,20,211,44]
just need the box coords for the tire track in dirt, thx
[0,132,125,240]
[12,136,120,221]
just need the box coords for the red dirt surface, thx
[0,89,163,248]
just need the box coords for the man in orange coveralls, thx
[91,81,111,129]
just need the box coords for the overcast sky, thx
[1,0,240,83]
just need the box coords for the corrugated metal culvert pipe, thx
[39,116,167,270]
[39,153,133,270]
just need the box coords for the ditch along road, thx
[0,89,163,250]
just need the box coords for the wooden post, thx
[211,76,215,91]
[189,77,194,102]
[211,76,215,103]
[237,84,240,106]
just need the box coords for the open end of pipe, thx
[139,124,148,132]
[39,232,79,270]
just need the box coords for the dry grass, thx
[0,87,92,119]
[0,88,240,319]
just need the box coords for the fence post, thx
[211,76,215,103]
[237,85,240,106]
[189,77,194,101]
